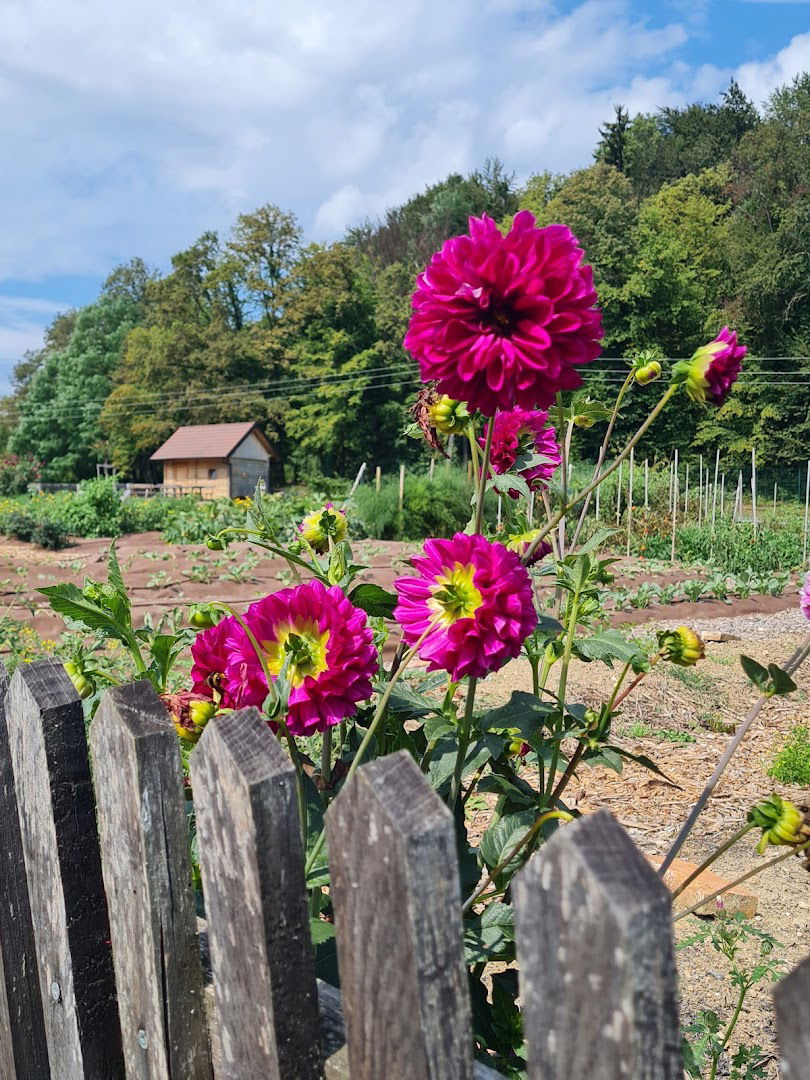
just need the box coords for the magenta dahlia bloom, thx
[483,407,561,497]
[404,211,603,416]
[394,533,536,681]
[191,616,242,708]
[673,327,746,406]
[800,572,810,621]
[224,580,377,736]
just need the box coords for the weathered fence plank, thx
[91,680,212,1079]
[514,809,682,1080]
[0,664,50,1080]
[774,954,810,1078]
[191,707,321,1080]
[326,749,472,1080]
[5,661,123,1078]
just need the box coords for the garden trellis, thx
[0,660,807,1080]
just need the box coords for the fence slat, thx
[0,665,50,1079]
[514,809,681,1080]
[5,661,123,1079]
[326,749,472,1080]
[191,708,320,1080]
[90,681,212,1079]
[774,954,810,1077]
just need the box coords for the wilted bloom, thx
[635,360,662,386]
[191,615,241,707]
[748,794,810,854]
[404,212,603,416]
[657,626,705,666]
[299,503,347,553]
[484,408,561,497]
[673,328,746,406]
[504,529,553,566]
[162,691,217,744]
[800,572,810,621]
[394,533,536,681]
[226,580,377,736]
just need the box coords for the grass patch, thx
[769,725,810,786]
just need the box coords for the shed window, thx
[208,468,217,480]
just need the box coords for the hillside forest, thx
[6,74,810,482]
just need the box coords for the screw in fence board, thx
[90,681,212,1080]
[513,810,682,1080]
[5,661,123,1079]
[326,750,472,1080]
[774,954,810,1078]
[191,708,321,1080]
[0,664,50,1080]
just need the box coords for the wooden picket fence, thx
[0,660,807,1080]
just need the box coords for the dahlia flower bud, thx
[572,413,595,428]
[748,795,810,855]
[299,503,347,554]
[206,536,226,551]
[800,572,810,621]
[162,691,217,744]
[672,328,746,406]
[657,626,705,666]
[635,360,662,386]
[64,660,95,700]
[504,529,552,566]
[189,604,218,629]
[506,728,530,757]
[429,395,470,435]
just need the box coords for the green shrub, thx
[62,478,123,538]
[0,454,41,495]
[675,520,803,575]
[769,725,810,786]
[5,512,37,543]
[352,470,496,540]
[32,519,70,550]
[121,495,198,533]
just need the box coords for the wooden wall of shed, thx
[162,459,230,499]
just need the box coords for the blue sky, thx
[0,0,808,391]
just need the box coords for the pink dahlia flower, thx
[191,616,241,708]
[800,572,810,621]
[394,533,536,681]
[404,211,603,416]
[224,580,377,735]
[483,407,561,496]
[674,327,746,406]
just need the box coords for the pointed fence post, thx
[0,665,50,1079]
[191,708,321,1080]
[90,681,212,1079]
[5,661,123,1079]
[513,810,682,1080]
[327,750,472,1080]
[774,954,810,1077]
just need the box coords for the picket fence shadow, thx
[0,660,806,1080]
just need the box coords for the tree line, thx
[5,74,810,481]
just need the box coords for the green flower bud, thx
[64,661,95,700]
[206,536,225,551]
[428,395,470,435]
[189,605,218,629]
[748,794,809,854]
[573,414,595,429]
[635,360,662,386]
[657,626,705,667]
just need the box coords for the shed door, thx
[229,457,269,498]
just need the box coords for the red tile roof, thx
[150,422,271,461]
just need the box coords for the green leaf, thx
[463,902,516,964]
[478,810,535,876]
[534,615,564,636]
[37,584,126,642]
[348,583,398,619]
[423,714,456,741]
[427,735,500,792]
[606,745,681,786]
[386,682,438,720]
[576,629,646,671]
[476,771,537,808]
[488,471,531,499]
[106,539,127,603]
[309,917,336,946]
[766,663,797,696]
[479,691,553,739]
[740,655,769,690]
[575,527,618,556]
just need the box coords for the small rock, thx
[647,855,758,918]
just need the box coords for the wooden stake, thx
[720,473,725,517]
[497,495,503,528]
[445,434,454,469]
[684,462,689,517]
[697,456,703,526]
[594,483,600,523]
[399,464,406,513]
[751,447,758,538]
[626,448,634,557]
[616,460,623,526]
[375,466,381,493]
[773,481,777,516]
[711,449,720,536]
[803,460,809,563]
[644,458,649,511]
[429,458,435,480]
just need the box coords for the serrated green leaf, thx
[478,810,535,875]
[309,917,336,946]
[427,735,500,791]
[478,691,553,739]
[488,472,531,499]
[576,629,646,671]
[37,584,126,641]
[575,527,618,556]
[386,682,438,719]
[348,583,397,619]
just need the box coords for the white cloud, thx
[735,31,810,102]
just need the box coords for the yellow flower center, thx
[427,562,483,626]
[264,620,330,687]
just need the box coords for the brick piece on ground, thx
[647,855,758,918]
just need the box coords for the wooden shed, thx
[150,422,280,499]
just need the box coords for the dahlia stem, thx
[673,838,810,922]
[659,633,810,876]
[321,727,332,784]
[523,383,678,565]
[670,824,756,901]
[570,370,635,550]
[474,418,495,534]
[449,677,478,810]
[543,588,582,801]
